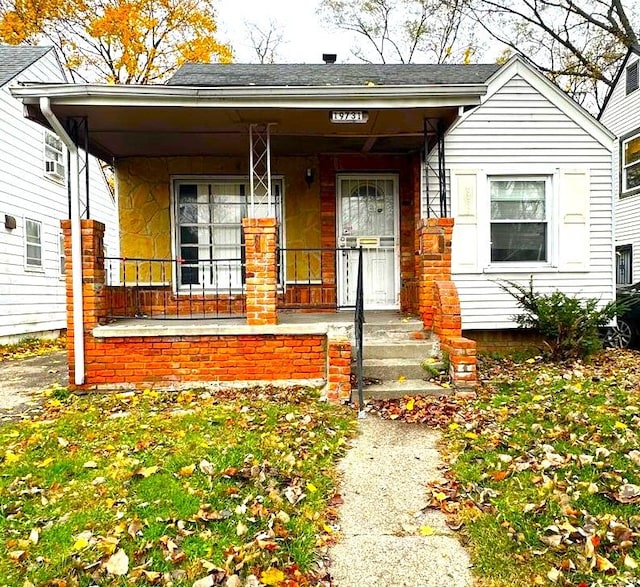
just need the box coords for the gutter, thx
[40,97,85,386]
[12,82,489,108]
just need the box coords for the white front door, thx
[337,175,399,309]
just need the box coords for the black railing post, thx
[354,246,366,417]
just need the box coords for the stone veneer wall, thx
[117,156,322,262]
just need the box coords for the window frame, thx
[171,175,283,293]
[43,129,66,184]
[488,175,552,266]
[626,60,639,96]
[621,129,640,197]
[616,244,633,286]
[24,218,44,271]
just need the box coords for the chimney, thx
[322,53,337,64]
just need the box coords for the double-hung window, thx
[622,133,640,195]
[490,177,549,263]
[175,178,281,290]
[25,218,43,270]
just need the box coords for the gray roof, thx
[167,63,502,87]
[0,45,52,87]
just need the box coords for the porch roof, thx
[12,64,497,160]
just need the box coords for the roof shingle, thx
[0,45,52,87]
[167,63,501,87]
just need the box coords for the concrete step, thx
[362,317,426,337]
[362,341,438,360]
[362,358,432,381]
[361,379,448,399]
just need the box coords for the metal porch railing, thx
[102,257,247,319]
[276,247,362,310]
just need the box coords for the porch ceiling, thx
[13,77,490,160]
[23,103,461,160]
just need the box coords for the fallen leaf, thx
[199,459,215,476]
[8,550,27,562]
[178,464,196,477]
[595,555,617,574]
[419,525,435,536]
[261,568,285,586]
[547,567,562,582]
[104,548,129,576]
[133,465,159,478]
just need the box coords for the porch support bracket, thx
[66,117,91,220]
[248,123,276,218]
[423,118,447,218]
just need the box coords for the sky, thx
[215,0,357,64]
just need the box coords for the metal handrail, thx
[353,246,365,417]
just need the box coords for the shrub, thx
[499,278,618,360]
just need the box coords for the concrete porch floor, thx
[93,310,417,338]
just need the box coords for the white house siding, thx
[600,52,640,283]
[0,50,118,343]
[447,71,614,330]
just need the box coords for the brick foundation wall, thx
[84,335,326,386]
[63,219,351,399]
[326,337,351,402]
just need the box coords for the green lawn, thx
[0,386,355,586]
[441,351,640,586]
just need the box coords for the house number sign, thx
[330,110,369,123]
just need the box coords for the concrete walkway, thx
[0,350,67,421]
[328,416,473,587]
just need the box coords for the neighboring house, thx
[12,55,614,398]
[599,49,640,287]
[0,45,118,344]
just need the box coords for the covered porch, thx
[15,68,484,395]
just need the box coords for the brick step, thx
[362,379,447,400]
[361,358,433,381]
[362,340,438,360]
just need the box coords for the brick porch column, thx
[62,219,105,383]
[417,217,453,329]
[242,217,278,326]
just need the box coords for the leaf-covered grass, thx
[0,386,355,586]
[0,335,66,362]
[440,350,640,586]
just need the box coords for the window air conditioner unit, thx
[45,160,64,179]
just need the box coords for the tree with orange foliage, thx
[0,0,232,83]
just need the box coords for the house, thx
[599,48,640,287]
[0,45,118,344]
[11,55,615,399]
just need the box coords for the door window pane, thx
[617,245,632,285]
